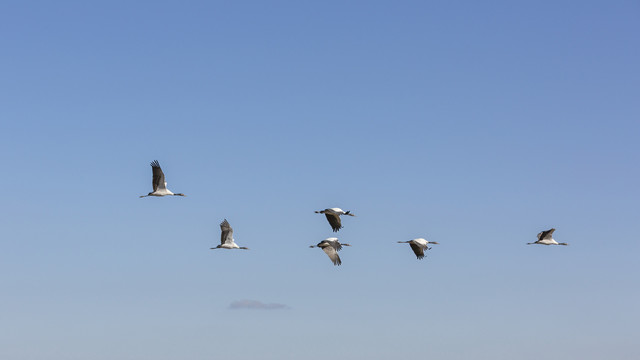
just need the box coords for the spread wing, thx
[220,219,234,245]
[537,228,555,240]
[321,246,342,266]
[332,241,343,252]
[325,213,343,232]
[410,242,425,259]
[316,239,343,252]
[150,160,166,191]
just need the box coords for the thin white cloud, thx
[229,299,290,310]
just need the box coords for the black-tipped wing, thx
[325,213,343,232]
[537,228,556,240]
[220,219,234,245]
[321,246,342,266]
[409,242,425,259]
[150,160,166,192]
[316,240,343,251]
[332,241,343,252]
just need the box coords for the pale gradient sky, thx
[1,1,639,359]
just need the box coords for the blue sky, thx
[1,1,639,359]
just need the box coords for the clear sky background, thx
[1,1,639,359]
